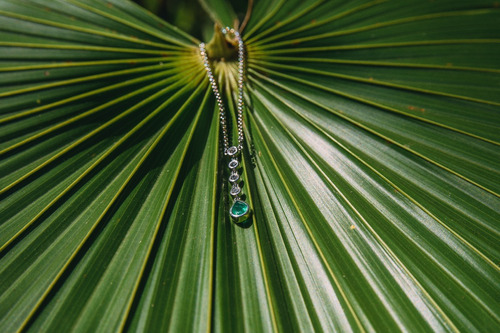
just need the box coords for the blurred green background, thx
[133,0,248,40]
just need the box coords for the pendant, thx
[230,199,251,223]
[226,146,250,222]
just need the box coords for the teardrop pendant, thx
[230,199,251,223]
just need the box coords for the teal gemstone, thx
[230,200,250,222]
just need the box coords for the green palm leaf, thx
[1,0,499,331]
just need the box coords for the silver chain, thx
[199,27,245,155]
[199,27,251,222]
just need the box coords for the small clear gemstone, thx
[228,159,239,169]
[229,172,239,183]
[230,184,241,196]
[227,146,238,156]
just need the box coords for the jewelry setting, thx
[200,27,251,223]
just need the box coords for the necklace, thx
[200,27,251,223]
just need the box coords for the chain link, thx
[199,27,245,154]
